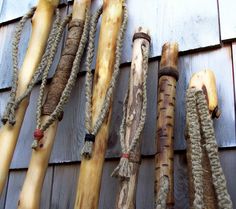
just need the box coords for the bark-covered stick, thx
[114,27,151,209]
[155,43,179,209]
[17,1,91,208]
[74,1,124,209]
[0,0,59,195]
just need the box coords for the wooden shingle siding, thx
[0,46,235,168]
[0,0,67,24]
[1,151,236,209]
[0,6,67,90]
[218,0,236,41]
[4,167,53,209]
[175,46,236,149]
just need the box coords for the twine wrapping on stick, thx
[111,41,149,179]
[81,3,128,159]
[32,8,91,149]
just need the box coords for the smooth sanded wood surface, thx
[4,167,53,209]
[218,0,236,41]
[0,6,67,90]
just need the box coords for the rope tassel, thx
[111,154,134,178]
[81,134,95,158]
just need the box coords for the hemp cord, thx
[1,8,61,126]
[186,87,233,209]
[155,176,169,209]
[32,9,91,149]
[81,3,128,159]
[111,42,149,179]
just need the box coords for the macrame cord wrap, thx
[186,87,233,209]
[81,3,128,159]
[111,40,149,179]
[32,9,91,149]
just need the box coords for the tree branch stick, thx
[74,1,123,209]
[0,0,59,195]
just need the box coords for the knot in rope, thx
[186,87,233,209]
[32,8,91,149]
[111,33,149,179]
[81,3,128,159]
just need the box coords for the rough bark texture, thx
[155,43,179,208]
[42,19,84,115]
[17,1,90,208]
[0,0,59,195]
[115,28,150,209]
[74,1,123,209]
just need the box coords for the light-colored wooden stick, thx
[0,0,59,195]
[187,69,220,209]
[74,1,123,209]
[155,43,179,208]
[17,1,91,208]
[114,27,150,209]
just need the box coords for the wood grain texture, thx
[175,46,236,149]
[0,6,66,90]
[51,164,80,209]
[0,176,7,209]
[218,0,236,41]
[4,167,53,209]
[74,0,220,69]
[0,0,66,24]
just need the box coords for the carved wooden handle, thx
[155,42,179,208]
[42,19,84,115]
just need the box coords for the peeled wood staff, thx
[0,0,59,195]
[186,70,232,209]
[111,27,151,209]
[74,1,127,209]
[17,1,91,208]
[155,43,179,209]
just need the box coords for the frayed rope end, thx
[31,139,39,150]
[111,154,134,179]
[81,141,94,159]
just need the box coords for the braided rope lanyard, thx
[80,3,128,159]
[111,42,149,179]
[186,87,233,209]
[32,9,91,149]
[1,8,68,126]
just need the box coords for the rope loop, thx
[32,9,91,150]
[186,87,233,209]
[81,3,128,159]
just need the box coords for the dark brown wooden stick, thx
[155,43,179,209]
[114,27,150,209]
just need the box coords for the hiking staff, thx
[111,27,151,209]
[0,0,60,195]
[74,1,128,209]
[17,1,91,208]
[155,43,179,209]
[186,70,232,209]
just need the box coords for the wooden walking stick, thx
[17,1,91,208]
[155,43,179,209]
[186,70,232,209]
[111,27,151,209]
[74,1,128,209]
[0,0,59,195]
